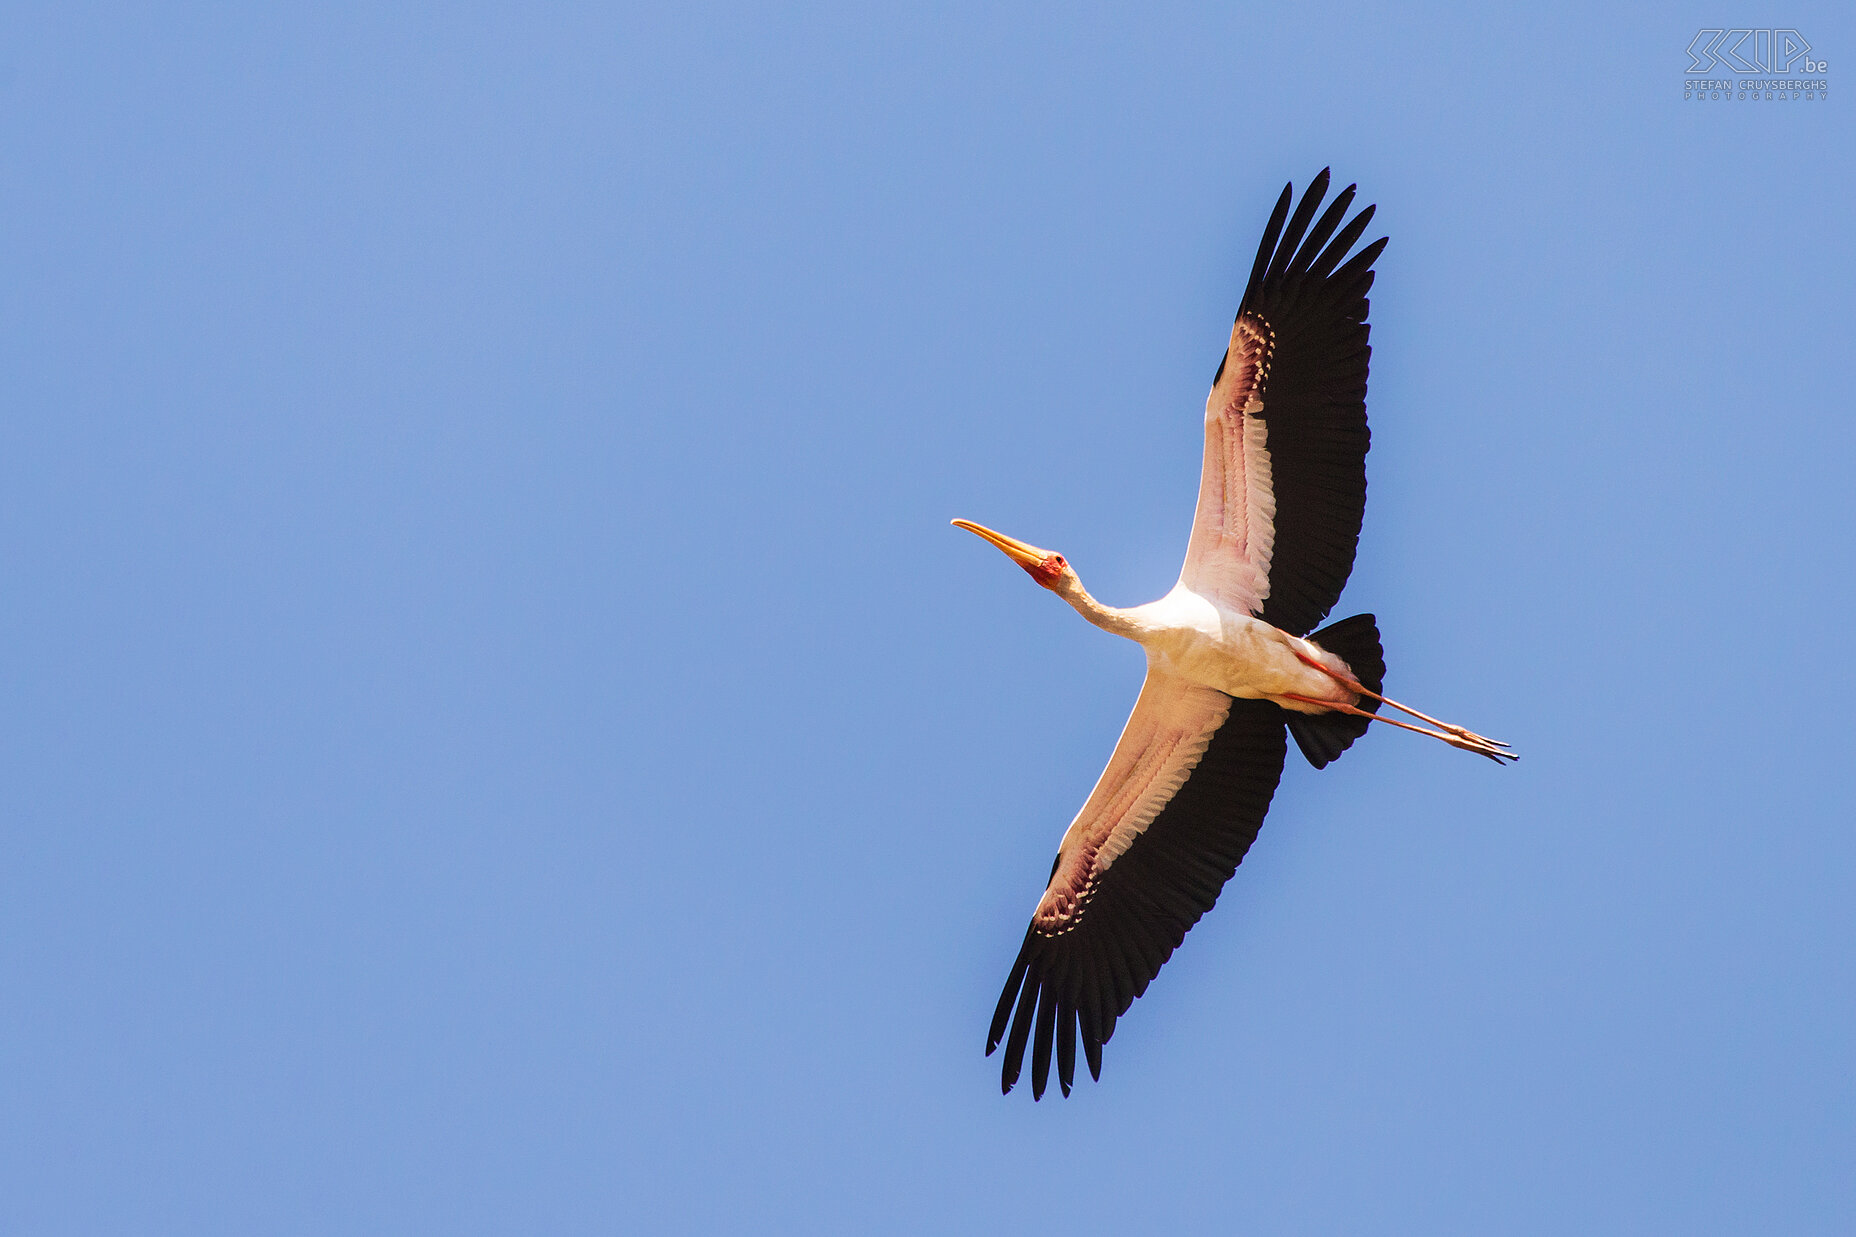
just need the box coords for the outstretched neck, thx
[1053,575,1144,640]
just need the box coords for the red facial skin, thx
[1021,554,1067,589]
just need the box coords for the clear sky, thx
[4,3,1853,1233]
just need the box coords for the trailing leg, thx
[1279,693,1516,764]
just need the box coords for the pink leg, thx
[1282,654,1518,764]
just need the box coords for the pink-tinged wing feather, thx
[988,689,1289,1097]
[1185,170,1384,636]
[1033,672,1233,934]
[1180,313,1277,617]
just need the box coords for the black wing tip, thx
[1259,173,1331,290]
[1242,182,1297,310]
[995,1017,1090,1098]
[986,933,1035,1054]
[1285,167,1330,199]
[1030,986,1057,1099]
[992,960,1089,1099]
[1244,170,1385,311]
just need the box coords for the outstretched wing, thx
[1180,169,1386,635]
[986,676,1288,1098]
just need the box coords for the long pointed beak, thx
[951,519,1053,569]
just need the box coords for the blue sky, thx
[4,3,1853,1233]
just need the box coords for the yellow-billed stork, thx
[955,170,1513,1099]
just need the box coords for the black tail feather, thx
[1286,613,1385,770]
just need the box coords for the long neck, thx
[1053,574,1145,640]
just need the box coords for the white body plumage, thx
[1114,583,1357,713]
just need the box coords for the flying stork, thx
[954,170,1514,1099]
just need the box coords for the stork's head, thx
[951,519,1076,592]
